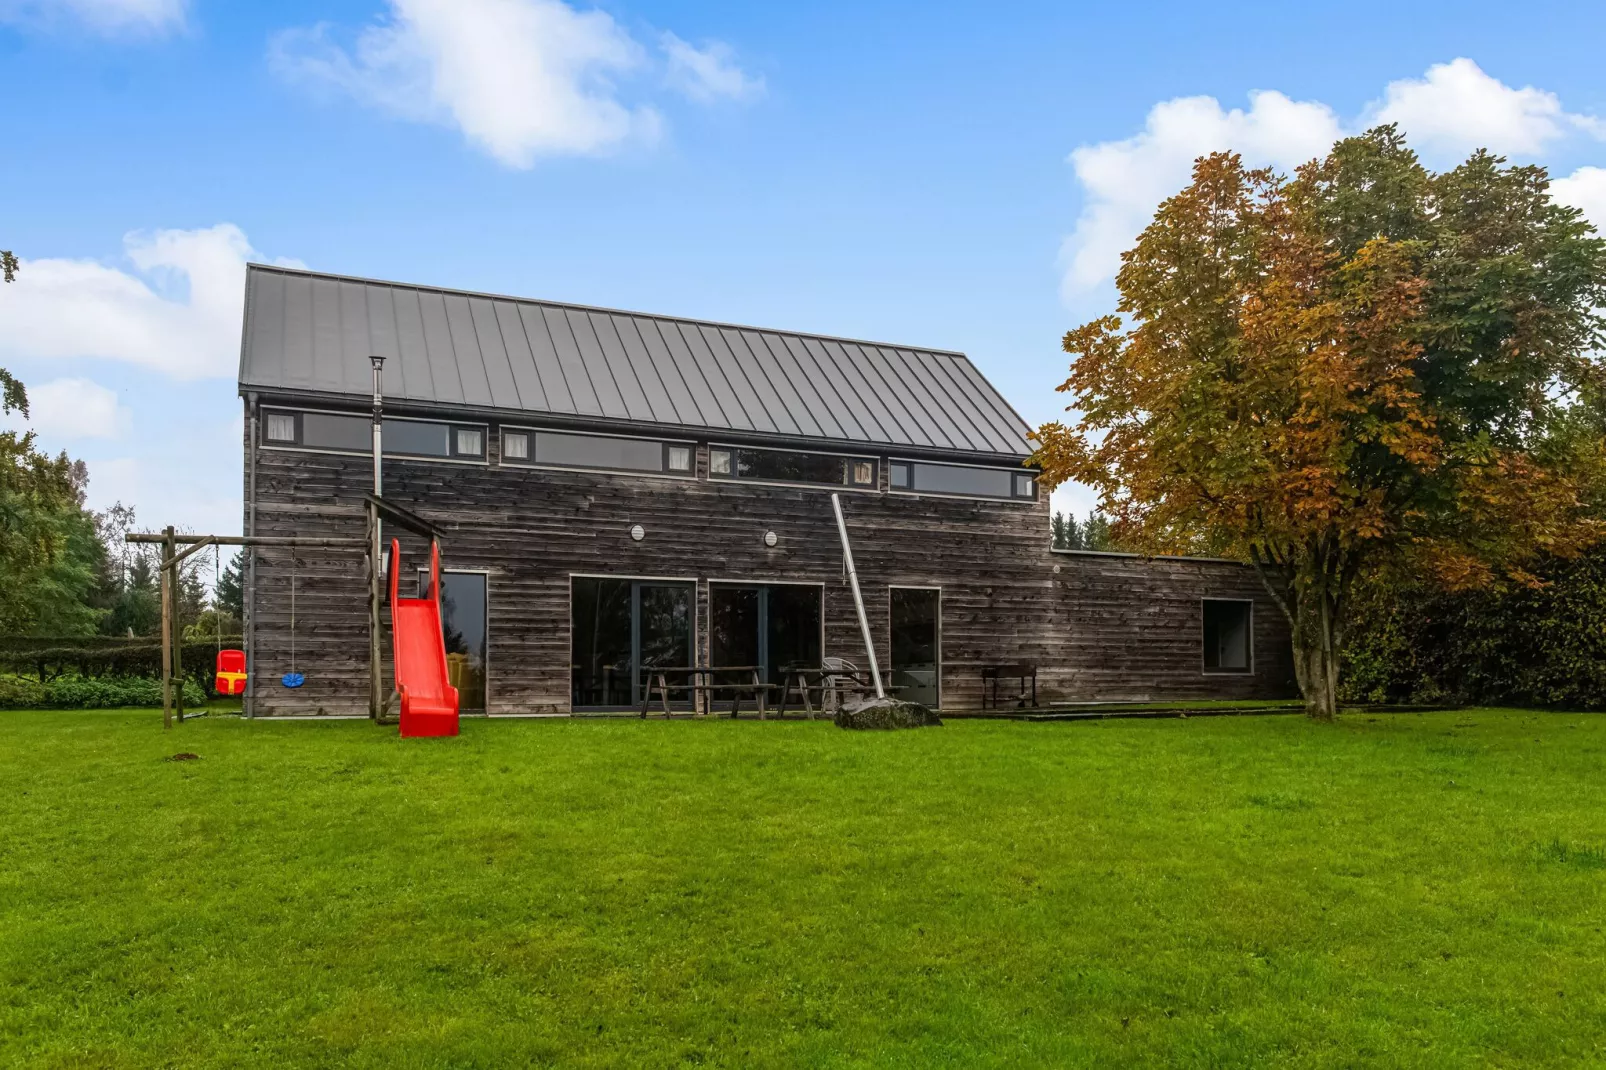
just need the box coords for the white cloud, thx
[271,0,662,167]
[1368,58,1599,159]
[1060,91,1342,295]
[1552,166,1606,231]
[0,0,185,34]
[0,223,297,380]
[661,32,763,103]
[1061,59,1606,298]
[4,378,132,439]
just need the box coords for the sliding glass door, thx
[571,577,694,709]
[709,583,822,686]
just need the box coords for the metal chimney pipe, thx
[831,492,884,698]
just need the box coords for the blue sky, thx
[3,0,1604,537]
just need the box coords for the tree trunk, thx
[1251,541,1348,722]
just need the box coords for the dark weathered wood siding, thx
[242,401,1295,715]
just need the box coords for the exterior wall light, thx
[764,530,779,547]
[630,524,646,542]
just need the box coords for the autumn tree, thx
[1034,128,1606,719]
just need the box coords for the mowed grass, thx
[2,710,1605,1068]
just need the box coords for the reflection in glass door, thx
[421,570,489,711]
[890,587,940,708]
[571,578,694,709]
[709,584,822,686]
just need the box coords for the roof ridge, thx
[245,262,975,360]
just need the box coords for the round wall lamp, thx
[763,530,779,547]
[629,524,646,542]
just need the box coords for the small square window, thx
[709,449,732,476]
[503,432,529,460]
[455,428,484,456]
[851,460,874,485]
[889,462,910,489]
[265,412,296,443]
[1014,473,1036,499]
[667,445,691,472]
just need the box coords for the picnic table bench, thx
[639,665,780,718]
[776,665,903,719]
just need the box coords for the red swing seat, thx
[215,649,247,696]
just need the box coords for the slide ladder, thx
[387,537,460,737]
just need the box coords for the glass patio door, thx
[890,587,940,707]
[709,584,822,686]
[571,578,693,709]
[421,570,488,711]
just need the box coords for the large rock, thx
[833,696,942,730]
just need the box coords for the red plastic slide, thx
[387,537,460,738]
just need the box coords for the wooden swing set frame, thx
[127,356,443,730]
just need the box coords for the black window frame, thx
[257,406,487,463]
[1202,598,1254,674]
[707,444,878,490]
[888,458,1040,502]
[499,425,695,478]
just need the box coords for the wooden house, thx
[238,265,1294,716]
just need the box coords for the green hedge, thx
[0,674,207,710]
[1343,547,1606,710]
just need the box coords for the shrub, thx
[0,673,207,710]
[1343,546,1606,710]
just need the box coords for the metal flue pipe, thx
[830,492,884,699]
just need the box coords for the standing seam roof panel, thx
[901,347,1009,454]
[416,292,466,405]
[637,319,718,428]
[468,298,521,409]
[336,281,372,395]
[755,332,845,441]
[669,323,747,430]
[562,309,630,419]
[609,315,685,425]
[281,274,316,389]
[391,289,436,402]
[518,305,574,413]
[364,285,401,398]
[248,273,288,393]
[792,336,880,442]
[309,279,345,392]
[739,330,823,439]
[818,339,910,444]
[586,311,656,423]
[848,342,936,448]
[877,346,962,450]
[443,295,495,407]
[721,328,802,436]
[697,326,772,432]
[946,356,1035,450]
[541,306,603,416]
[494,301,548,411]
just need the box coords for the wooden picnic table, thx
[639,665,780,719]
[775,666,902,719]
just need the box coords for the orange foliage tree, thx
[1035,129,1606,719]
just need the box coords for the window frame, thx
[1201,597,1255,675]
[498,425,697,480]
[257,405,488,465]
[886,456,1041,502]
[706,442,880,493]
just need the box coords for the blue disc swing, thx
[282,555,305,689]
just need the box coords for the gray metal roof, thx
[238,264,1036,458]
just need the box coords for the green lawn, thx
[2,710,1604,1068]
